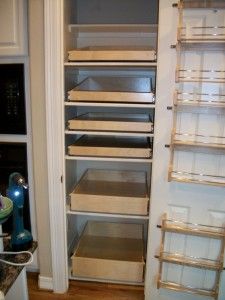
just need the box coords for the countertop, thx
[0,240,37,295]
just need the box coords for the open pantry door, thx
[146,1,225,300]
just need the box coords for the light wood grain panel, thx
[68,113,153,132]
[68,46,156,61]
[71,221,145,283]
[157,252,222,270]
[68,135,151,158]
[73,257,144,283]
[70,169,149,215]
[158,281,216,298]
[68,77,154,104]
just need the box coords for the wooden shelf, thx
[158,281,217,298]
[159,218,225,239]
[68,46,156,62]
[68,135,152,158]
[67,113,153,133]
[68,77,154,104]
[65,130,154,138]
[64,61,157,67]
[157,252,223,270]
[172,134,225,154]
[174,105,225,115]
[71,221,145,283]
[174,91,225,109]
[175,100,225,109]
[178,26,225,47]
[65,101,156,108]
[169,170,225,187]
[70,169,149,215]
[156,214,225,300]
[179,0,225,9]
[178,41,225,51]
[65,155,152,163]
[176,69,225,83]
[68,23,158,34]
[62,1,157,291]
[69,260,145,286]
[69,273,145,286]
[67,209,149,220]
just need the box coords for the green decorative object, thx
[0,196,13,224]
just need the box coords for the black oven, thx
[0,64,26,134]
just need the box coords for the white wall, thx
[28,0,52,279]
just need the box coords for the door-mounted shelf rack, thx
[175,69,225,84]
[157,217,225,238]
[178,26,225,43]
[168,1,225,187]
[177,42,225,51]
[155,252,223,270]
[174,91,225,109]
[155,215,225,299]
[176,0,225,45]
[172,132,225,153]
[169,170,225,186]
[158,281,217,299]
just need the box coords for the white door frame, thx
[44,0,68,293]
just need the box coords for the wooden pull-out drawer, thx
[68,46,156,62]
[68,135,152,158]
[68,77,154,104]
[71,221,145,283]
[70,169,149,215]
[68,113,153,132]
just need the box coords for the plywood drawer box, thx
[70,169,149,215]
[68,113,153,132]
[68,46,156,62]
[68,135,152,158]
[68,77,155,104]
[71,221,145,283]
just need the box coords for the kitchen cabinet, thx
[0,0,27,56]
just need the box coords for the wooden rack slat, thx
[159,281,217,298]
[157,252,223,270]
[160,219,225,239]
[169,170,225,187]
[180,0,225,9]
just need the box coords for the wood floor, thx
[27,272,144,300]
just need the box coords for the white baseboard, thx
[38,275,53,291]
